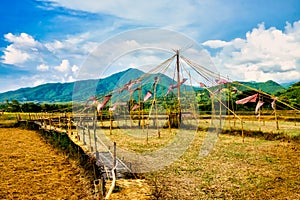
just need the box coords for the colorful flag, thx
[271,97,278,110]
[131,104,140,111]
[109,104,118,111]
[235,93,258,104]
[180,78,188,84]
[143,91,152,101]
[165,84,175,96]
[199,82,206,87]
[165,78,188,96]
[255,101,264,114]
[130,87,141,94]
[215,78,229,84]
[97,95,112,112]
[119,79,141,93]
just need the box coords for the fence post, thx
[82,120,86,145]
[113,142,117,178]
[93,112,99,160]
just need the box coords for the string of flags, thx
[165,78,188,96]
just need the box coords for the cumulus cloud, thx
[37,64,49,71]
[202,40,230,48]
[2,45,31,64]
[1,33,41,65]
[71,65,79,73]
[203,21,300,83]
[54,59,70,72]
[4,33,38,46]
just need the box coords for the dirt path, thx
[0,128,94,199]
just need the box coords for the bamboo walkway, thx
[18,113,133,179]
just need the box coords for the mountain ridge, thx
[0,68,288,102]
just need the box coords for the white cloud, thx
[204,21,300,83]
[4,33,38,46]
[37,64,49,71]
[1,33,42,65]
[54,59,70,72]
[71,65,79,73]
[44,40,64,52]
[202,40,230,48]
[2,45,31,64]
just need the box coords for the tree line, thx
[0,100,72,113]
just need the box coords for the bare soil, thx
[0,128,94,199]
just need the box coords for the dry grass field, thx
[102,119,300,199]
[0,128,94,199]
[1,112,299,199]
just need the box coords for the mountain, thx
[280,81,297,88]
[234,80,285,95]
[0,68,287,103]
[276,81,300,109]
[0,68,175,103]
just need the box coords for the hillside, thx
[277,81,300,108]
[0,69,288,103]
[0,68,174,103]
[235,80,285,95]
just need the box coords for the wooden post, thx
[176,50,181,127]
[274,101,279,130]
[94,178,104,199]
[49,117,52,130]
[82,121,86,145]
[138,88,141,127]
[258,94,261,132]
[110,111,113,135]
[153,80,160,138]
[211,95,215,126]
[294,111,297,126]
[113,142,117,178]
[67,114,71,134]
[227,82,231,129]
[241,119,244,143]
[168,114,171,133]
[87,123,93,152]
[93,111,99,160]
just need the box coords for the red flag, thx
[199,82,206,87]
[255,100,264,114]
[215,78,229,84]
[235,93,258,104]
[165,78,188,96]
[131,104,140,111]
[97,95,112,112]
[130,87,141,94]
[180,78,188,84]
[143,91,152,101]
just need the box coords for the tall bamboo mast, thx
[176,50,181,127]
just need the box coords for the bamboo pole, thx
[110,110,113,135]
[294,110,297,126]
[176,50,181,127]
[154,82,160,138]
[205,86,245,142]
[274,101,279,130]
[82,120,86,145]
[93,111,99,160]
[258,94,261,132]
[138,88,141,127]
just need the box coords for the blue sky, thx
[0,0,299,93]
